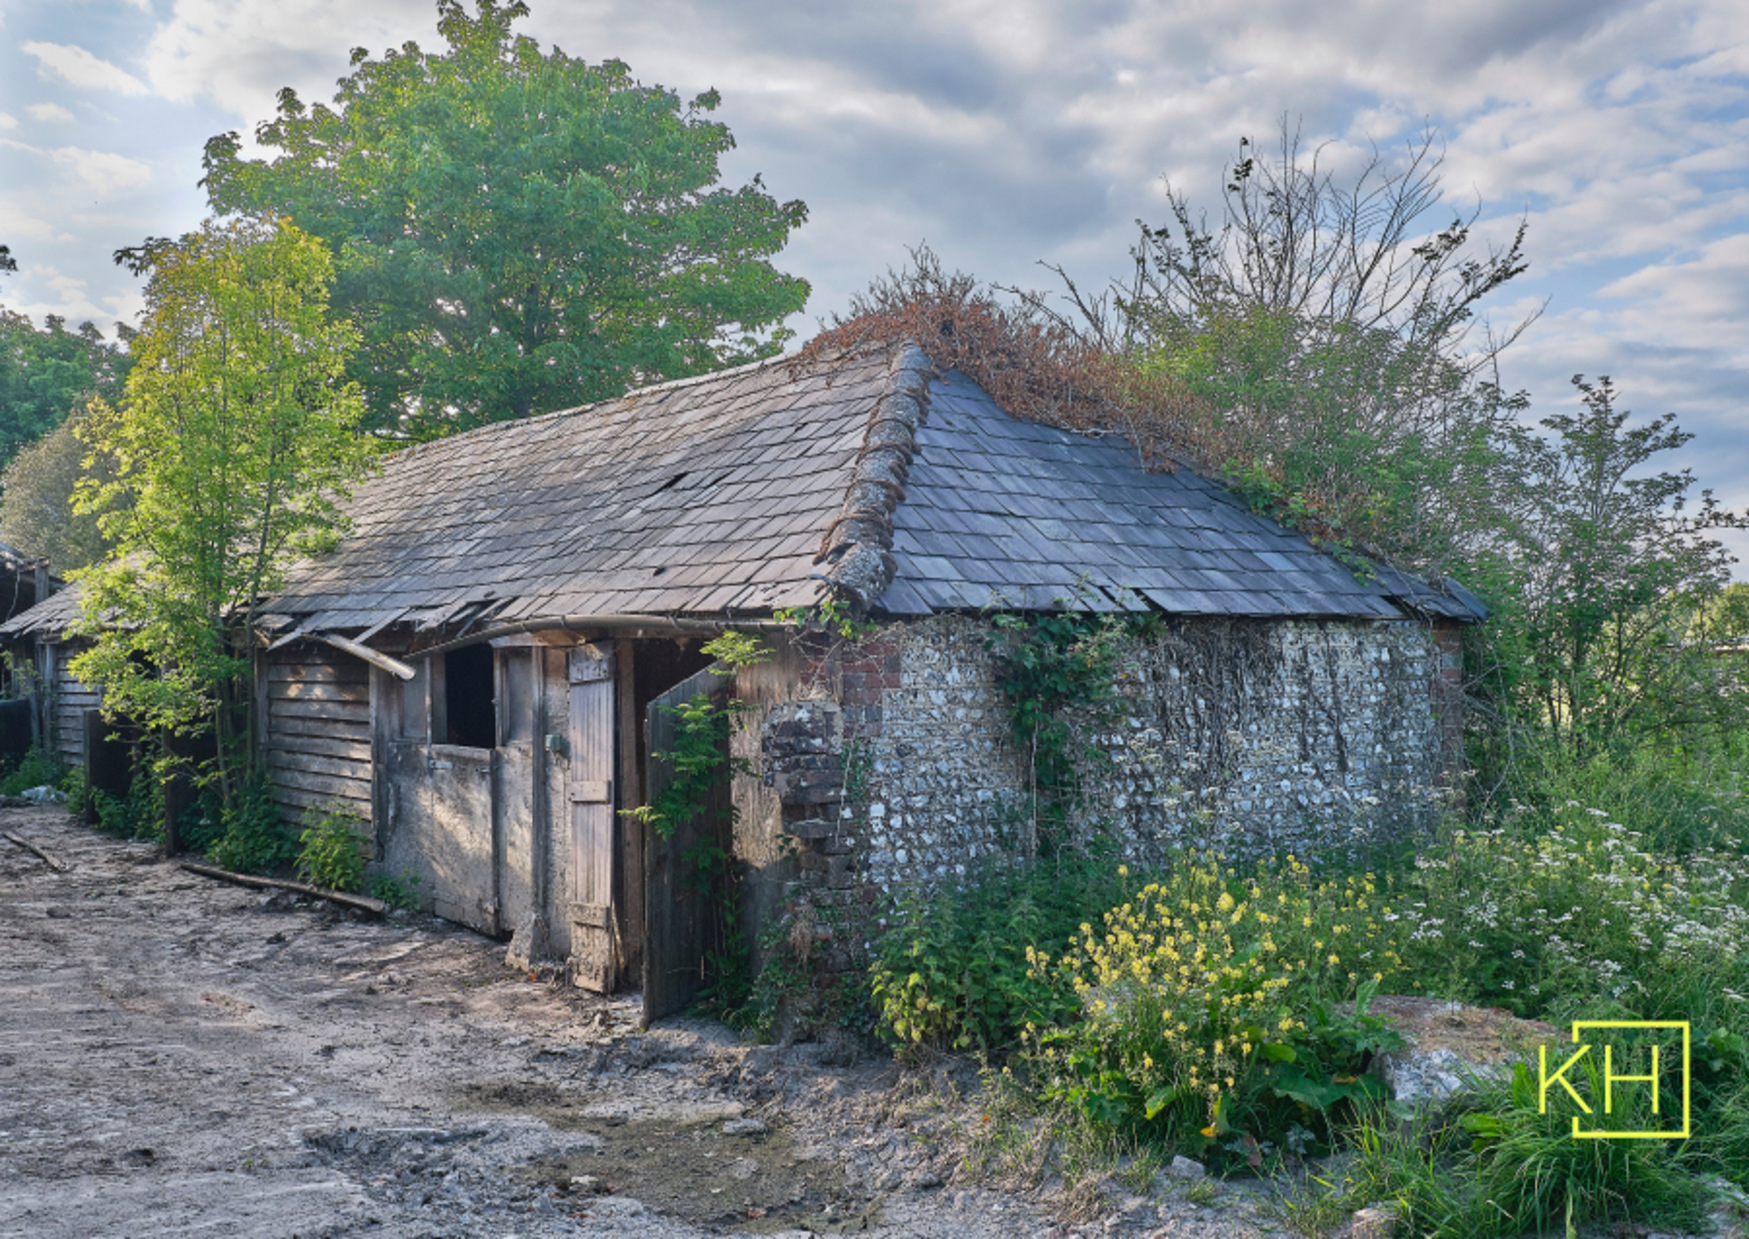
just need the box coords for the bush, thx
[207,775,294,874]
[367,869,422,911]
[870,848,1128,1054]
[91,757,163,842]
[0,744,66,796]
[295,806,368,892]
[1025,851,1406,1166]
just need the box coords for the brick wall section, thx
[742,613,1460,978]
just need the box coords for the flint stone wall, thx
[751,613,1456,917]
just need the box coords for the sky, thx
[2,0,1747,567]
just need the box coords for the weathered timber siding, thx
[263,646,373,828]
[44,640,100,770]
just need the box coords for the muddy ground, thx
[0,807,1283,1239]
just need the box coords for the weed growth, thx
[295,805,369,891]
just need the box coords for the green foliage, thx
[775,597,877,641]
[368,869,423,911]
[621,691,748,839]
[91,751,165,842]
[0,306,132,470]
[1397,803,1749,1019]
[869,850,1128,1053]
[1470,376,1746,764]
[699,630,770,669]
[0,743,67,795]
[1460,1059,1709,1235]
[206,774,295,874]
[61,766,90,818]
[72,216,376,815]
[1026,854,1406,1167]
[0,406,118,572]
[984,607,1146,845]
[200,0,809,437]
[295,806,369,892]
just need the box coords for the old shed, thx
[245,340,1480,1016]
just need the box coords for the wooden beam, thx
[180,861,385,917]
[3,831,68,872]
[311,632,417,681]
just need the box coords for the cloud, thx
[1,139,156,196]
[0,113,16,130]
[22,41,151,95]
[27,103,77,123]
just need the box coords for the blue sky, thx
[3,0,1747,567]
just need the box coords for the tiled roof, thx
[0,579,80,638]
[0,341,1486,641]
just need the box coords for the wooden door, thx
[642,664,733,1024]
[567,643,618,992]
[385,741,497,933]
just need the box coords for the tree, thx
[0,406,116,572]
[0,308,133,467]
[1064,124,1535,572]
[1474,377,1745,758]
[71,217,376,821]
[198,0,809,437]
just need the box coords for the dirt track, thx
[0,807,1274,1239]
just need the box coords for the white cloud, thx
[27,103,77,123]
[22,41,151,95]
[1,139,155,196]
[0,215,76,244]
[0,113,17,130]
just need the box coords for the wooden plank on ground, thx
[3,831,68,872]
[180,861,384,916]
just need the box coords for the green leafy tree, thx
[0,308,133,467]
[1474,377,1745,759]
[199,0,809,437]
[71,217,377,818]
[0,405,117,572]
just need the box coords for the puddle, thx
[461,1082,879,1232]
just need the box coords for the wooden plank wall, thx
[45,642,100,770]
[263,648,373,829]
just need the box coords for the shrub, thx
[207,775,294,874]
[295,806,369,892]
[1025,851,1406,1165]
[92,758,163,842]
[870,848,1127,1054]
[0,744,67,796]
[367,869,422,911]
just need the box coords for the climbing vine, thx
[985,606,1157,849]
